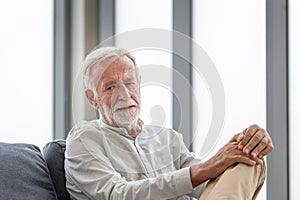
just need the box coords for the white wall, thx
[192,0,266,199]
[289,0,300,199]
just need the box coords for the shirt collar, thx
[100,120,140,140]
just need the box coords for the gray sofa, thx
[0,140,70,200]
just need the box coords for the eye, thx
[125,82,138,90]
[105,85,115,91]
[126,82,135,86]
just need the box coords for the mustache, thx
[114,99,137,111]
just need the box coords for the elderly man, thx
[65,47,273,200]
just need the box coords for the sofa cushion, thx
[0,142,57,200]
[43,140,70,200]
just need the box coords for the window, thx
[0,0,53,149]
[192,0,266,199]
[115,0,173,128]
[289,0,300,199]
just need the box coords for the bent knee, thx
[228,162,266,184]
[200,163,266,200]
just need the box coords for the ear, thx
[85,89,99,109]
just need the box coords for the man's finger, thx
[243,128,265,154]
[258,141,274,158]
[233,155,256,166]
[238,125,260,150]
[250,136,269,158]
[230,132,244,142]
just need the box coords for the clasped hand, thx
[233,124,274,162]
[198,124,273,181]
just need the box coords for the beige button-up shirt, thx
[65,120,206,200]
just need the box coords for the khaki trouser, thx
[199,163,266,200]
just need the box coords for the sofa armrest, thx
[43,140,70,200]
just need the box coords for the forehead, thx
[98,56,136,83]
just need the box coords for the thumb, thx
[230,132,244,142]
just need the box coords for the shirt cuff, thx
[172,167,194,196]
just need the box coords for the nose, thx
[115,82,131,100]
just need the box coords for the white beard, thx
[102,98,140,127]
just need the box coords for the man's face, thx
[95,56,141,127]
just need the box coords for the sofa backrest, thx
[43,140,70,200]
[0,142,58,200]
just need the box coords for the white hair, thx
[82,46,136,93]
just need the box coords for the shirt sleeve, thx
[176,132,208,198]
[65,129,194,200]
